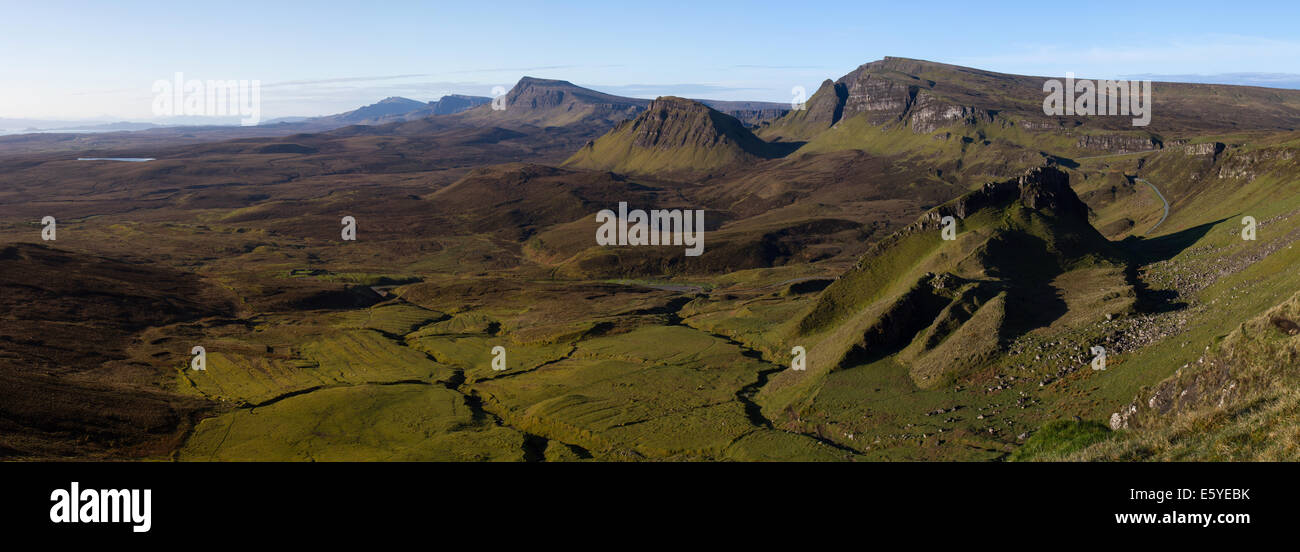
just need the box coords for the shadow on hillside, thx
[989,232,1071,343]
[1043,154,1080,169]
[1120,217,1228,314]
[765,141,806,158]
[1123,217,1226,265]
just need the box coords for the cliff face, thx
[428,94,491,115]
[760,56,1300,154]
[840,71,919,125]
[760,57,1003,141]
[465,76,648,127]
[888,166,1092,243]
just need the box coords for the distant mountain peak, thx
[503,76,647,110]
[514,76,578,87]
[376,96,422,104]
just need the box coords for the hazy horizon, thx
[5,0,1300,122]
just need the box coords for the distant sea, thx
[1,129,108,136]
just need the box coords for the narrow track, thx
[1135,177,1170,235]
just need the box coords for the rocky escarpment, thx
[427,94,492,115]
[862,165,1092,257]
[803,65,998,133]
[762,56,1300,146]
[504,76,647,112]
[1074,133,1162,154]
[760,57,1006,140]
[1214,146,1298,180]
[908,90,996,133]
[1181,141,1226,157]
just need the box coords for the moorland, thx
[3,57,1299,461]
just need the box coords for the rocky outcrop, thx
[841,73,920,125]
[1074,133,1161,153]
[886,166,1087,246]
[1183,141,1225,157]
[909,91,995,133]
[1215,147,1297,180]
[1017,166,1091,219]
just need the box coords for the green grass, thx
[181,329,455,405]
[331,303,447,335]
[179,384,526,461]
[467,325,778,458]
[285,269,422,287]
[1056,290,1300,461]
[1010,419,1112,461]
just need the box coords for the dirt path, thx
[1135,177,1170,235]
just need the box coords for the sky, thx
[4,0,1300,122]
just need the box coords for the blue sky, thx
[4,0,1300,120]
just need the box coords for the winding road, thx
[1134,178,1170,235]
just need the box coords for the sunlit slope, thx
[760,167,1135,414]
[1052,289,1300,461]
[565,96,779,175]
